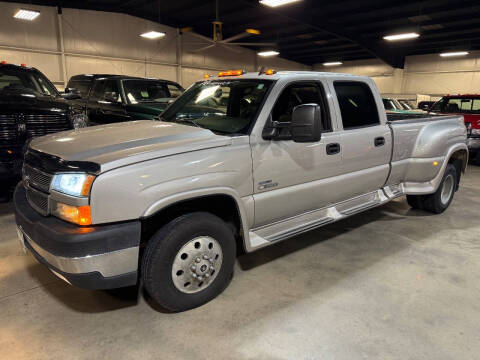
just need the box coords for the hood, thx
[29,120,232,172]
[0,91,71,112]
[125,101,170,115]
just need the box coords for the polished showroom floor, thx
[1,166,479,360]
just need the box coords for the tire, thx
[421,164,457,214]
[142,212,236,312]
[406,194,424,210]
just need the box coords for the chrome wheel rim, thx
[441,174,454,205]
[171,236,223,294]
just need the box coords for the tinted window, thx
[103,80,121,102]
[0,68,57,96]
[433,97,480,114]
[272,83,331,132]
[167,83,183,98]
[90,80,105,101]
[67,79,92,96]
[334,82,380,129]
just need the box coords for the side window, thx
[103,80,121,102]
[90,80,105,101]
[271,83,331,133]
[334,81,380,129]
[167,84,183,98]
[69,80,91,97]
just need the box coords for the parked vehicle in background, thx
[418,100,435,111]
[15,70,468,311]
[429,94,480,164]
[398,99,417,111]
[0,62,86,188]
[382,97,424,114]
[65,75,184,125]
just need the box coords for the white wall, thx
[0,2,309,89]
[314,51,480,97]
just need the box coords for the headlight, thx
[51,173,95,197]
[72,112,87,129]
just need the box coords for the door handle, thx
[326,143,341,155]
[374,137,385,147]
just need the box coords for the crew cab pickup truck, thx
[429,94,480,164]
[14,70,468,311]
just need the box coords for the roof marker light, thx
[383,32,420,41]
[218,70,245,77]
[14,9,40,21]
[1,60,7,64]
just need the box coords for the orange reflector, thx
[81,175,95,197]
[246,28,261,35]
[21,63,26,67]
[265,69,277,75]
[218,70,245,77]
[56,203,92,226]
[7,150,13,154]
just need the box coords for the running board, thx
[248,188,397,252]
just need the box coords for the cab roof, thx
[205,70,367,82]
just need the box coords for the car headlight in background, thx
[52,173,95,197]
[71,112,87,129]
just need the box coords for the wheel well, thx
[448,149,467,190]
[141,194,245,253]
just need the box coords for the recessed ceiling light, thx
[383,32,420,41]
[14,9,40,21]
[259,0,301,8]
[440,51,469,57]
[323,61,343,66]
[258,50,280,57]
[140,31,166,39]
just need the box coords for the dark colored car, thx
[0,62,87,185]
[65,75,184,125]
[418,101,435,111]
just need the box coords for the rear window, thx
[432,97,480,114]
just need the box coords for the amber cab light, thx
[218,70,245,77]
[1,60,7,64]
[265,69,277,75]
[55,203,92,226]
[21,63,27,67]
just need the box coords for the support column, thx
[176,28,183,85]
[57,7,68,89]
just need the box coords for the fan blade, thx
[220,44,242,53]
[221,32,253,43]
[190,44,217,53]
[185,31,215,44]
[227,42,277,46]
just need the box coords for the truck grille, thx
[25,187,49,216]
[0,114,17,145]
[23,164,53,193]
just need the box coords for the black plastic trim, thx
[25,148,101,174]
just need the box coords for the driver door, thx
[97,80,130,124]
[251,81,343,227]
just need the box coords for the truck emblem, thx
[258,180,278,190]
[18,123,26,133]
[16,113,27,134]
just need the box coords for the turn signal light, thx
[218,70,245,77]
[81,175,95,197]
[54,203,92,226]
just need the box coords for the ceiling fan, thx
[183,0,276,53]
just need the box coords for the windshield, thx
[383,98,402,111]
[431,97,480,114]
[160,79,273,135]
[122,79,183,104]
[0,67,58,96]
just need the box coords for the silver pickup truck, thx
[14,71,468,311]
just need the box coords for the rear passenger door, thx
[330,80,392,199]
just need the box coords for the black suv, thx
[65,74,184,125]
[0,63,87,184]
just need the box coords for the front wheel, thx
[142,212,236,312]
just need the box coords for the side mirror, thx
[65,87,78,94]
[290,103,322,142]
[61,88,81,100]
[104,91,119,103]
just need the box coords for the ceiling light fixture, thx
[383,32,420,41]
[140,31,166,39]
[259,0,301,8]
[14,9,40,21]
[258,50,280,57]
[323,61,343,66]
[440,51,469,57]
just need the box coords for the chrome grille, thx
[23,164,53,193]
[25,187,49,216]
[25,113,70,137]
[0,114,17,145]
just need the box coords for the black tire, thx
[421,164,457,214]
[406,194,424,210]
[142,212,236,312]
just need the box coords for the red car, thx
[430,94,480,164]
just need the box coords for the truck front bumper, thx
[467,137,480,151]
[14,184,141,290]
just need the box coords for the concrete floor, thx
[1,167,479,360]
